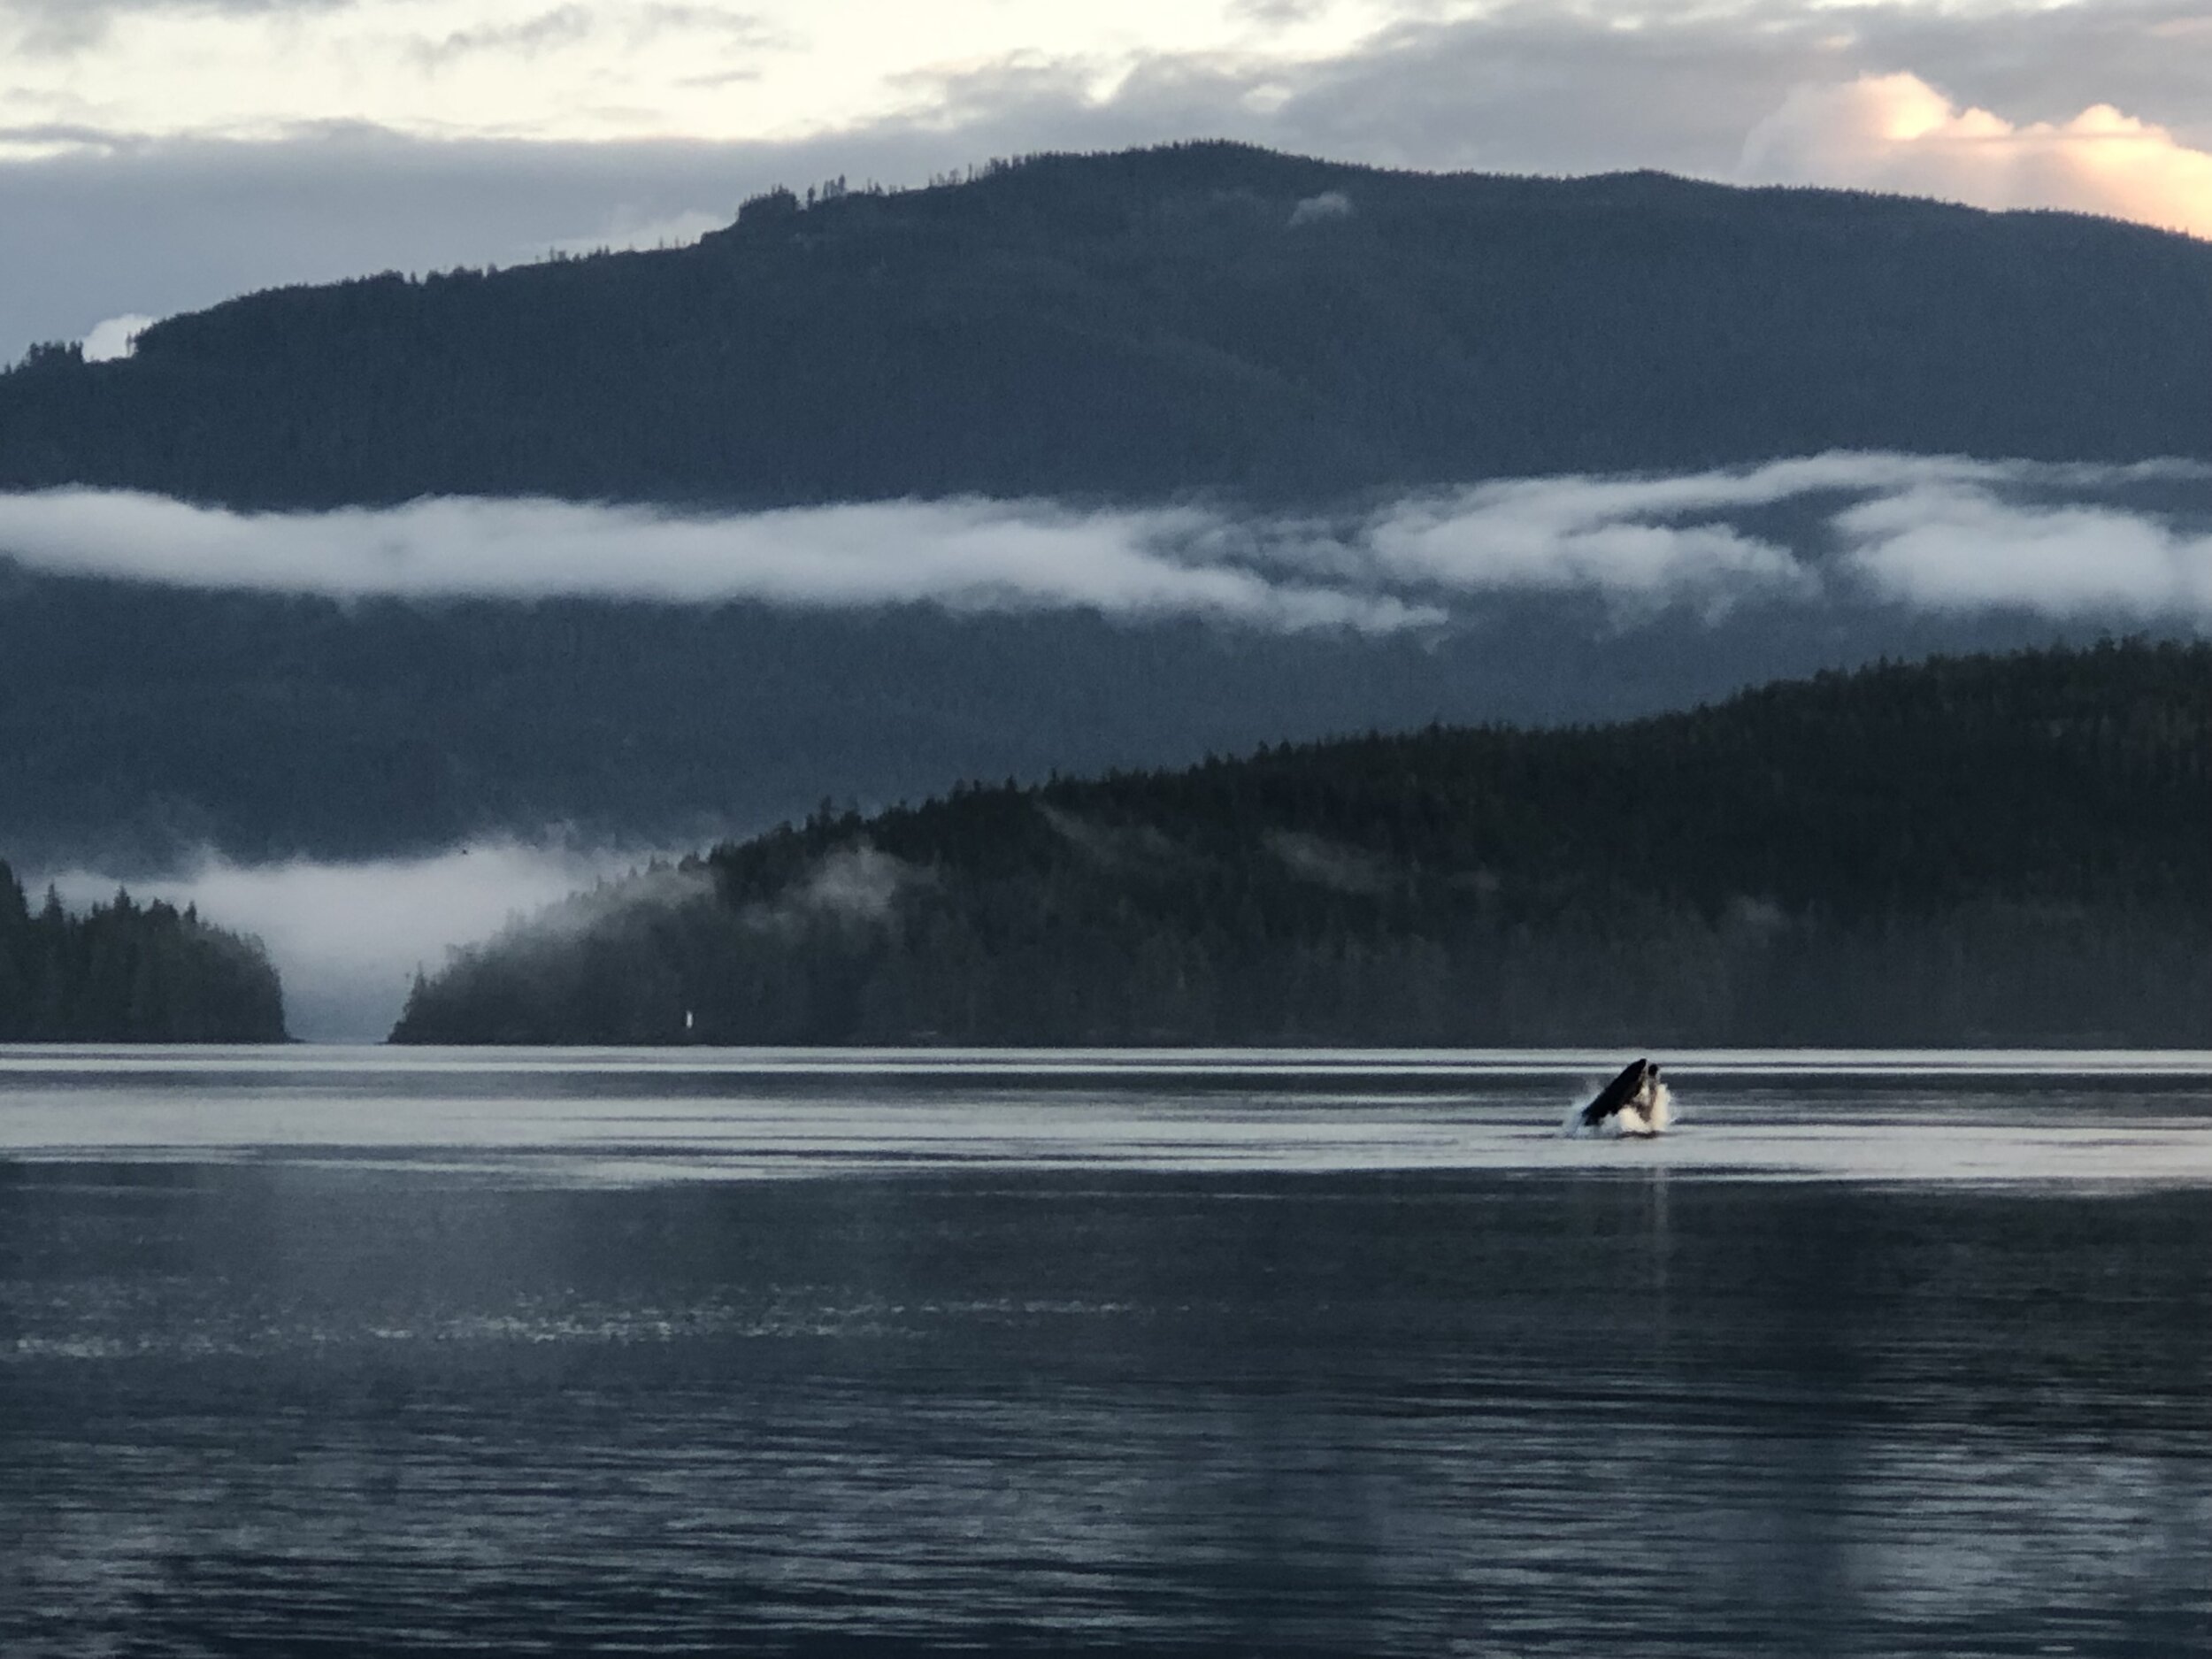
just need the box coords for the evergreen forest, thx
[0,565,2085,869]
[0,864,288,1041]
[4,143,2211,511]
[391,641,2212,1048]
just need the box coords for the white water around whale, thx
[1561,1076,1677,1140]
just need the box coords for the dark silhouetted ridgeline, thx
[0,864,287,1041]
[5,143,2211,508]
[390,641,2212,1048]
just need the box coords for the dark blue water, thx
[4,1051,2212,1655]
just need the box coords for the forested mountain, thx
[0,862,288,1041]
[390,641,2212,1048]
[0,565,2077,869]
[5,143,2212,509]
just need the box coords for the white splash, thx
[1561,1079,1676,1140]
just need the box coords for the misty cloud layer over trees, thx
[4,449,2208,874]
[4,144,2210,511]
[391,642,2212,1049]
[6,455,2211,624]
[0,860,287,1041]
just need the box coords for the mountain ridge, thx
[6,142,2211,511]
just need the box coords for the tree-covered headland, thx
[0,866,288,1041]
[392,641,2212,1048]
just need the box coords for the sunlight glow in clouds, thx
[1743,73,2212,239]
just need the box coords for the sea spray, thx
[1562,1075,1675,1139]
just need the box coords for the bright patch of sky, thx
[0,0,1408,147]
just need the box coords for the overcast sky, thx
[2,0,2209,354]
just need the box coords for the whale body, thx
[1567,1057,1672,1138]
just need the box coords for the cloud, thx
[0,489,1435,632]
[12,1,2208,164]
[874,7,1829,180]
[1351,453,2212,624]
[1418,454,2212,623]
[1230,0,1333,21]
[9,456,2212,630]
[407,4,595,69]
[80,312,156,360]
[749,843,913,933]
[44,840,662,1039]
[1,0,354,54]
[1805,4,2212,154]
[1264,828,1388,894]
[1365,477,1820,618]
[1039,803,1186,872]
[1742,73,2212,239]
[1839,483,2212,618]
[543,205,726,254]
[1286,188,1351,226]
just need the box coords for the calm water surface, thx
[4,1048,2212,1656]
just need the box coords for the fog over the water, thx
[4,453,2211,626]
[47,842,680,1041]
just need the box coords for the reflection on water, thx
[4,1051,2212,1655]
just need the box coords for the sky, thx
[3,0,2210,355]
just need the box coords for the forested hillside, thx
[6,143,2211,509]
[0,863,288,1041]
[0,567,2069,868]
[391,641,2212,1048]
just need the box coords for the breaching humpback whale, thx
[1568,1058,1671,1138]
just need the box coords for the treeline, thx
[0,864,287,1041]
[5,142,2211,510]
[391,641,2212,1048]
[0,562,2094,870]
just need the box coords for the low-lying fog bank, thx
[4,455,2212,625]
[44,841,686,1042]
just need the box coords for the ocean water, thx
[4,1048,2211,1656]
